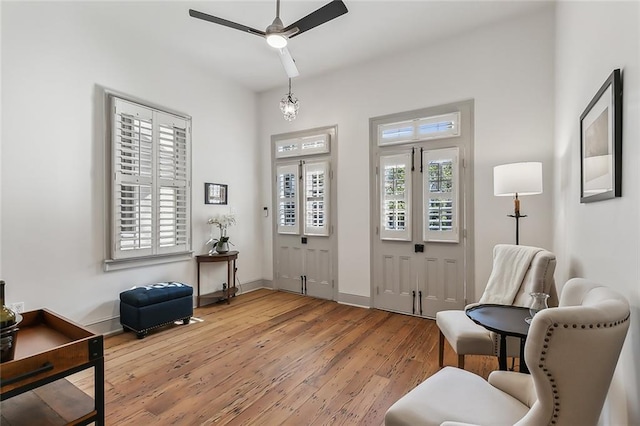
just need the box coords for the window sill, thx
[104,252,194,272]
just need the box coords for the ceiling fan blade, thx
[189,9,266,37]
[279,47,300,78]
[284,0,348,38]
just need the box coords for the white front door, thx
[371,102,474,318]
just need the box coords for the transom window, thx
[377,112,460,146]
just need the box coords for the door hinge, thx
[375,226,379,235]
[375,166,379,175]
[463,228,467,238]
[330,169,334,179]
[330,225,334,235]
[332,279,335,289]
[462,158,466,169]
[376,286,380,295]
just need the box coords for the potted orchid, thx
[207,213,236,254]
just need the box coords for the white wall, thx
[554,1,640,424]
[0,2,262,329]
[258,6,556,301]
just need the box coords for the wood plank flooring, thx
[70,289,497,425]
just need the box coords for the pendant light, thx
[279,78,299,121]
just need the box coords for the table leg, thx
[232,259,237,297]
[226,259,231,305]
[519,337,529,374]
[197,262,201,308]
[499,334,507,370]
[95,358,105,425]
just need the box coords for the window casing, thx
[108,95,191,264]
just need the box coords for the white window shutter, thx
[423,147,459,243]
[380,153,412,241]
[276,163,300,235]
[303,160,330,236]
[156,112,190,255]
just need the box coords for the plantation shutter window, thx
[380,153,412,241]
[423,147,459,243]
[276,163,300,235]
[303,160,330,236]
[110,96,191,262]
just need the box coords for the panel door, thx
[274,158,334,300]
[371,103,473,318]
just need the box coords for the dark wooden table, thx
[196,251,239,307]
[466,304,531,373]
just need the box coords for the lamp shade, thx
[494,162,543,196]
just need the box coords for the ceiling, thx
[97,1,550,93]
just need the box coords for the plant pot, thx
[216,241,230,254]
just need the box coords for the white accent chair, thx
[385,278,631,426]
[436,245,557,369]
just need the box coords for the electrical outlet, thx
[10,302,24,314]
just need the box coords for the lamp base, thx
[507,213,527,245]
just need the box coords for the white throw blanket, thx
[478,245,543,305]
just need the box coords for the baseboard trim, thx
[337,292,370,308]
[239,279,273,293]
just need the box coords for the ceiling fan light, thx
[266,33,288,48]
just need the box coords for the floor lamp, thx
[493,162,543,245]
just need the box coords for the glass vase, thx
[527,292,549,323]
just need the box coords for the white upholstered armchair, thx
[436,245,557,369]
[385,278,631,426]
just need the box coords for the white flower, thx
[208,213,236,227]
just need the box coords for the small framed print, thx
[580,69,622,203]
[205,183,228,205]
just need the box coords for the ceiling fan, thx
[189,0,348,79]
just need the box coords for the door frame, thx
[368,100,475,313]
[271,125,339,300]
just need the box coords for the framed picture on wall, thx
[205,183,228,205]
[580,68,622,203]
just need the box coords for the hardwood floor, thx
[71,289,498,425]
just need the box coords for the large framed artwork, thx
[580,69,622,203]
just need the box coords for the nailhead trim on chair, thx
[539,315,630,425]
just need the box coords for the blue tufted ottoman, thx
[120,282,193,339]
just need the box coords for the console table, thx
[196,251,239,307]
[1,309,104,425]
[466,304,531,374]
